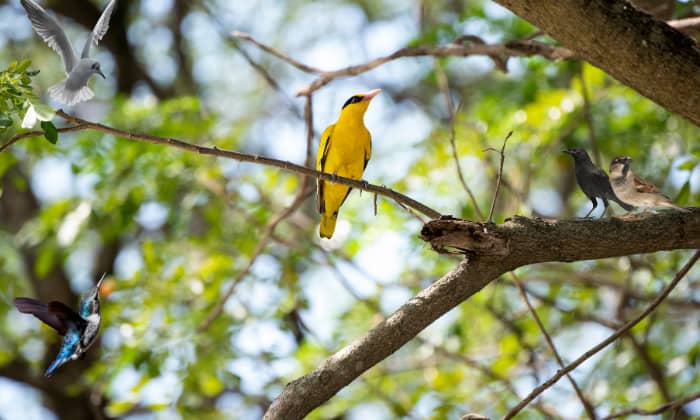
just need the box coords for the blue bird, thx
[14,274,105,377]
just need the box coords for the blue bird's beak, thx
[96,273,107,288]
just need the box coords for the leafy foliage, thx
[0,60,37,129]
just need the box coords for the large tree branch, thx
[264,213,700,419]
[493,0,700,126]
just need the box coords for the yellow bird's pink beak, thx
[362,89,382,101]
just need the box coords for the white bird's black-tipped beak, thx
[96,69,106,79]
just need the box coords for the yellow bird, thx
[316,89,381,239]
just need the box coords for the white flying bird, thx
[20,0,117,105]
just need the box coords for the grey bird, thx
[609,156,689,213]
[563,148,634,218]
[20,0,117,105]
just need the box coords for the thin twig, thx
[515,285,680,411]
[626,333,673,403]
[510,272,598,419]
[485,131,513,223]
[303,94,314,168]
[517,284,621,330]
[198,96,312,337]
[235,19,694,97]
[529,272,700,310]
[0,124,87,152]
[434,63,484,220]
[421,337,562,418]
[601,390,700,419]
[475,127,527,208]
[232,31,324,74]
[503,250,700,419]
[197,187,313,332]
[37,110,441,219]
[198,3,305,121]
[320,242,558,418]
[232,39,304,120]
[232,32,576,96]
[454,35,508,72]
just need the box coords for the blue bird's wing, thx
[48,301,88,332]
[44,325,81,377]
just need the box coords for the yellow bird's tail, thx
[319,213,337,239]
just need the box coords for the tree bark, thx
[264,211,700,419]
[492,0,700,126]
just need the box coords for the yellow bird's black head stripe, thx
[342,95,363,109]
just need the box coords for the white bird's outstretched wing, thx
[81,0,117,59]
[20,0,77,73]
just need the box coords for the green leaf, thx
[41,120,58,144]
[0,113,12,128]
[32,102,55,121]
[16,59,31,73]
[675,180,690,205]
[34,245,55,277]
[106,400,136,417]
[5,87,21,97]
[676,159,698,171]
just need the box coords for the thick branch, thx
[265,212,700,419]
[493,0,700,126]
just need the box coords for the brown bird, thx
[609,156,689,213]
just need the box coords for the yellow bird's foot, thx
[330,172,339,183]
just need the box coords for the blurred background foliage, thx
[0,0,699,419]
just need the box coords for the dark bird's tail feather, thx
[612,196,634,212]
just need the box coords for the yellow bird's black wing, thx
[363,135,371,170]
[316,124,335,214]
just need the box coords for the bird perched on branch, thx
[20,0,117,105]
[609,156,689,213]
[316,89,381,239]
[563,148,633,218]
[14,274,106,376]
